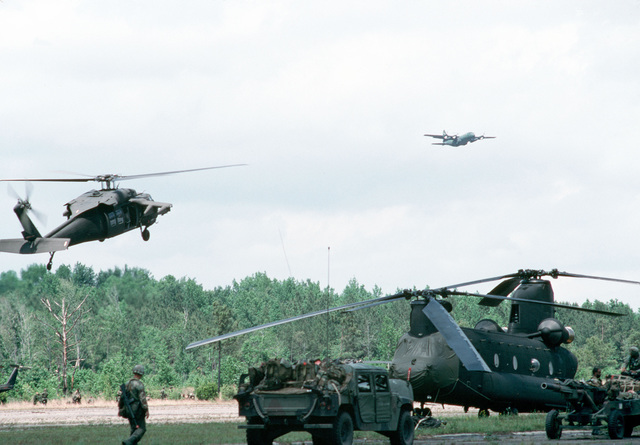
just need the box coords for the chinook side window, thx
[374,374,389,393]
[357,374,372,393]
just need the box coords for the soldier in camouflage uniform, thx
[588,367,603,387]
[121,364,149,445]
[622,347,640,378]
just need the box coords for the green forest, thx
[0,263,637,402]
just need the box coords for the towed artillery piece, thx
[234,358,415,445]
[543,375,640,440]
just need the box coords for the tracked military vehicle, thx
[234,358,414,445]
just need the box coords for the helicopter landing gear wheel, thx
[141,228,150,241]
[478,408,490,418]
[47,252,55,271]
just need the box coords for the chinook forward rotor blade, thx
[422,298,491,372]
[185,293,397,350]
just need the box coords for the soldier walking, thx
[119,365,149,445]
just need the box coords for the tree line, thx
[0,263,636,401]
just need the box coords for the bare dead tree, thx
[37,293,90,395]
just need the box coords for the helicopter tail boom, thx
[0,237,70,254]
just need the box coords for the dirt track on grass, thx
[0,398,242,427]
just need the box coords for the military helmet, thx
[631,347,639,358]
[132,364,145,376]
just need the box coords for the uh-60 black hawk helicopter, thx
[186,268,640,416]
[0,364,26,393]
[0,165,245,270]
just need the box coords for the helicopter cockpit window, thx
[357,374,372,393]
[374,374,389,393]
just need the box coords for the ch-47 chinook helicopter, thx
[0,165,245,270]
[186,268,640,416]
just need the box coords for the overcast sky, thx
[2,1,640,310]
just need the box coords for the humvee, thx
[234,358,414,445]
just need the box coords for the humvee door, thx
[357,373,375,423]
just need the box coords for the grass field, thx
[0,413,547,444]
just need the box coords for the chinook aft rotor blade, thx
[553,271,640,286]
[474,269,640,307]
[447,290,628,317]
[479,277,522,307]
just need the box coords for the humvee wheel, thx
[328,411,353,445]
[390,409,414,445]
[608,410,625,440]
[545,409,562,439]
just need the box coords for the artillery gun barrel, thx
[541,381,599,411]
[541,382,571,393]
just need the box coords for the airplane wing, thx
[0,238,70,254]
[473,136,496,142]
[424,134,445,139]
[130,198,173,216]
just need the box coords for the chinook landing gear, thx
[47,252,55,271]
[141,227,150,241]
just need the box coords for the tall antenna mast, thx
[326,246,331,358]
